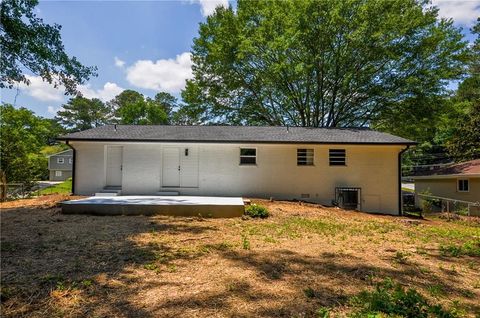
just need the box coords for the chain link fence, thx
[0,182,42,201]
[416,193,480,217]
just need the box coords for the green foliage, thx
[349,279,457,318]
[0,0,96,94]
[109,90,176,125]
[56,97,113,132]
[393,251,409,264]
[241,233,250,250]
[0,104,59,182]
[143,263,158,271]
[304,287,317,298]
[443,18,480,161]
[39,178,72,195]
[182,0,468,127]
[419,190,438,214]
[440,240,480,257]
[445,101,480,161]
[40,144,69,156]
[316,307,331,318]
[427,284,446,298]
[245,204,270,218]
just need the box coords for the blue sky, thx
[1,0,479,118]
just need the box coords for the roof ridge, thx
[101,124,373,130]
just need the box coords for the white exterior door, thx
[162,148,180,187]
[106,146,123,186]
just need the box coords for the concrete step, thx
[104,186,122,191]
[95,192,120,197]
[95,187,122,197]
[156,191,180,196]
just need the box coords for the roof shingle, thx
[58,125,416,145]
[413,159,480,177]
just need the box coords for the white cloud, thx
[18,75,65,102]
[126,52,193,93]
[78,82,124,102]
[47,105,63,115]
[47,106,56,114]
[191,0,228,16]
[431,0,480,26]
[17,75,123,103]
[114,56,125,68]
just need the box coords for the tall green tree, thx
[149,92,177,120]
[109,90,145,124]
[181,0,468,127]
[0,0,96,94]
[56,97,112,131]
[445,102,480,160]
[110,90,176,125]
[444,18,480,161]
[0,104,57,182]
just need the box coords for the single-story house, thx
[411,159,480,212]
[48,149,73,181]
[58,125,415,215]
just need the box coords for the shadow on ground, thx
[1,204,479,317]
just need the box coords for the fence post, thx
[0,170,6,201]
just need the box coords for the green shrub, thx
[245,204,269,218]
[349,279,458,318]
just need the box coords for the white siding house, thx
[59,125,415,215]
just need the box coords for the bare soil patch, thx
[1,196,479,317]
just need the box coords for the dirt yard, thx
[1,195,479,317]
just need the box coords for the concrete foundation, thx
[61,196,245,218]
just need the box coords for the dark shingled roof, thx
[58,125,416,145]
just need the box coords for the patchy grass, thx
[1,197,479,317]
[38,178,72,195]
[349,279,459,318]
[440,240,480,257]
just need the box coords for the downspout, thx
[65,141,76,195]
[398,145,410,216]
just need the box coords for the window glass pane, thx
[57,158,64,164]
[240,148,256,165]
[240,156,256,165]
[240,148,256,156]
[459,180,469,191]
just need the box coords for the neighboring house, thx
[57,125,415,215]
[48,149,73,181]
[412,159,480,209]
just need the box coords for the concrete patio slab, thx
[61,196,245,218]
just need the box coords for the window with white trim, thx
[240,148,256,165]
[458,179,469,192]
[55,171,62,177]
[69,158,72,164]
[329,149,346,166]
[297,149,314,166]
[57,158,64,164]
